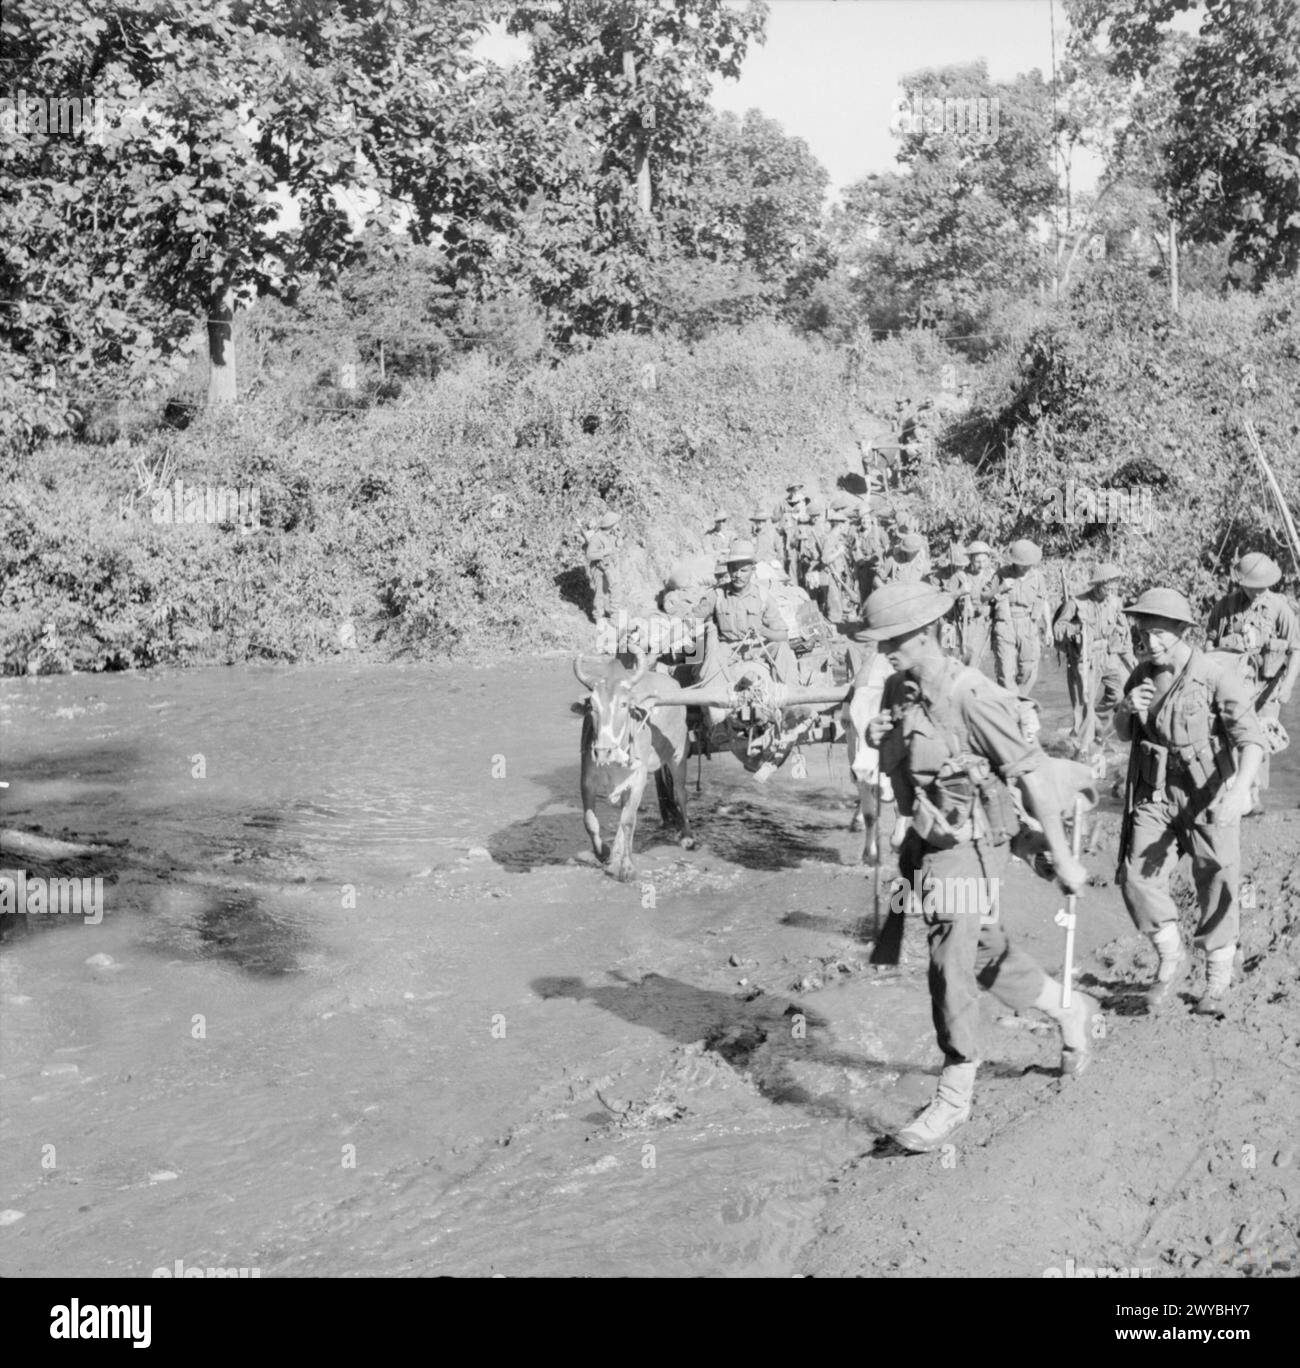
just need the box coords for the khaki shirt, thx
[879,657,1044,819]
[709,580,785,642]
[988,566,1048,620]
[585,530,614,565]
[1207,588,1299,684]
[1115,649,1266,759]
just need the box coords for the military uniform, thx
[1058,578,1134,737]
[878,656,1054,1067]
[988,565,1049,692]
[813,516,854,623]
[584,525,619,621]
[955,561,996,667]
[702,578,796,686]
[1207,585,1299,799]
[1116,649,1266,958]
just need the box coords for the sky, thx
[477,0,1104,201]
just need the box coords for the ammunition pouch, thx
[1136,740,1168,798]
[914,755,1013,850]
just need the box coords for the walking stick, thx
[1056,793,1085,1007]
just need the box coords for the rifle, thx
[1115,736,1140,887]
[1078,612,1096,753]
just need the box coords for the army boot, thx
[1143,924,1189,1010]
[895,1062,976,1153]
[1194,946,1234,1017]
[1033,977,1100,1077]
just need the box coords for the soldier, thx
[780,484,809,583]
[985,539,1050,693]
[796,499,826,592]
[749,508,781,567]
[860,582,1097,1152]
[816,505,855,624]
[704,510,731,560]
[874,529,930,593]
[1115,588,1266,1016]
[957,540,996,668]
[936,545,970,656]
[699,540,797,690]
[1206,553,1299,814]
[584,511,621,622]
[1055,563,1136,750]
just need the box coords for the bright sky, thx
[477,0,1103,200]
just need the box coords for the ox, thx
[841,644,897,863]
[575,653,694,882]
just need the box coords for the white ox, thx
[575,653,694,883]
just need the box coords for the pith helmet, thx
[1234,552,1282,589]
[897,531,925,555]
[856,582,955,641]
[725,539,756,565]
[1008,538,1042,566]
[785,483,808,504]
[1123,587,1197,625]
[967,540,993,556]
[598,511,621,530]
[1091,562,1123,584]
[749,509,770,523]
[711,510,729,526]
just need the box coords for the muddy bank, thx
[0,656,1296,1277]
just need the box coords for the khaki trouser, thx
[993,616,1041,692]
[897,832,1047,1065]
[1120,780,1241,953]
[588,560,613,621]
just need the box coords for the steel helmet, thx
[1234,553,1282,589]
[1008,538,1042,567]
[1122,587,1197,625]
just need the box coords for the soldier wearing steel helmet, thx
[955,540,996,667]
[984,539,1051,693]
[873,529,931,594]
[1114,587,1267,1017]
[1206,553,1299,814]
[1055,563,1136,747]
[860,581,1098,1152]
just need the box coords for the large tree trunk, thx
[206,290,236,407]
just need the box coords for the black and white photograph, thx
[2,0,1297,1312]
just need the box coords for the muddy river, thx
[1,656,1295,1276]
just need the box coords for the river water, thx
[1,654,1294,1277]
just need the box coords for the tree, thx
[1,0,506,441]
[1068,0,1300,282]
[504,0,769,334]
[836,62,1058,332]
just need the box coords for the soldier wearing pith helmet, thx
[1114,587,1266,1016]
[1206,553,1299,814]
[861,581,1098,1153]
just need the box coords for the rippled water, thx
[0,653,1293,1277]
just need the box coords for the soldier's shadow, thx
[532,970,936,1131]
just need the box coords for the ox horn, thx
[573,656,598,690]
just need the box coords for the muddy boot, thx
[895,1062,976,1153]
[1143,924,1189,1011]
[1194,946,1234,1017]
[1033,977,1100,1076]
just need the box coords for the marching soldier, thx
[584,511,622,622]
[749,508,781,566]
[1055,563,1136,750]
[935,545,970,656]
[816,505,855,624]
[860,582,1097,1152]
[796,499,826,591]
[1206,553,1299,814]
[985,539,1051,693]
[780,485,809,583]
[874,529,930,593]
[703,510,732,561]
[1115,588,1266,1016]
[957,540,996,668]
